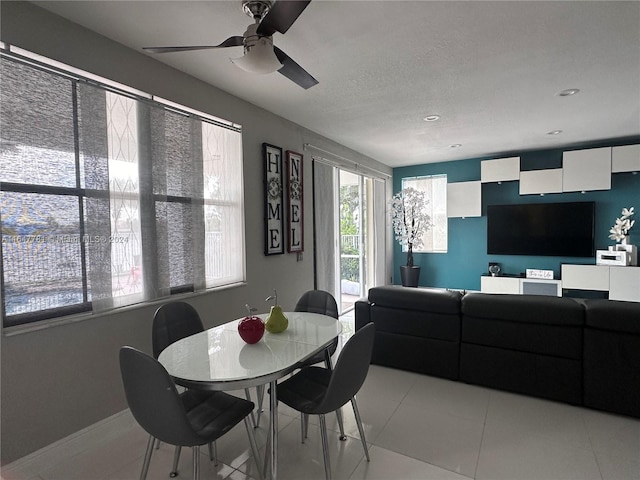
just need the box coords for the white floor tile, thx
[374,403,485,477]
[348,445,473,480]
[476,421,602,480]
[402,375,491,421]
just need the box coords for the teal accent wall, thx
[393,142,640,291]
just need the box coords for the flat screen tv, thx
[487,201,595,257]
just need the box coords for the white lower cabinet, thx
[561,264,640,302]
[561,264,609,291]
[481,276,561,296]
[609,267,640,302]
[481,276,520,294]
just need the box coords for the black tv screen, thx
[487,202,595,257]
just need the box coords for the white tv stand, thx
[481,276,562,296]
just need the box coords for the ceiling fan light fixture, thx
[231,36,282,75]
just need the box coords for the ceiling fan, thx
[142,0,318,89]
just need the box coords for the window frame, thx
[400,174,448,253]
[0,46,245,330]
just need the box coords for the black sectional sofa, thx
[355,285,640,418]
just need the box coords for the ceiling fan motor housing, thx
[242,0,273,21]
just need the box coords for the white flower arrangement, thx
[390,187,431,267]
[609,207,635,242]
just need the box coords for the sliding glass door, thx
[313,159,388,314]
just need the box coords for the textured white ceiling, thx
[32,1,640,167]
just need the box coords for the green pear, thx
[265,305,288,333]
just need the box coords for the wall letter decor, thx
[286,150,304,253]
[264,143,284,255]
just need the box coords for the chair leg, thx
[300,413,310,443]
[351,396,370,462]
[244,416,264,480]
[318,414,332,480]
[245,388,257,428]
[192,446,200,480]
[154,437,161,450]
[256,384,265,428]
[324,351,346,441]
[208,442,217,465]
[170,446,181,477]
[335,407,347,441]
[139,435,155,480]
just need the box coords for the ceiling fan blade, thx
[143,36,244,53]
[274,46,318,89]
[257,0,312,36]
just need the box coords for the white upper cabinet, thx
[612,144,640,173]
[481,156,520,183]
[519,169,563,195]
[447,181,481,218]
[562,147,611,192]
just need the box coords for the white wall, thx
[0,1,391,464]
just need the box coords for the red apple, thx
[238,316,265,344]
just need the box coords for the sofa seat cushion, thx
[461,293,584,359]
[584,299,640,334]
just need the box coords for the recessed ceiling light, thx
[449,143,462,148]
[547,130,563,135]
[424,115,440,122]
[558,88,580,97]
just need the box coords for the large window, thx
[0,51,245,328]
[401,175,447,252]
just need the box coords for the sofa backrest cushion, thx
[367,286,462,342]
[461,293,584,326]
[368,286,462,314]
[583,299,640,334]
[461,293,584,359]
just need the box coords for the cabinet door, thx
[612,144,640,173]
[562,147,611,192]
[609,267,640,302]
[481,156,520,183]
[561,264,609,291]
[519,169,563,195]
[447,181,481,218]
[481,276,520,294]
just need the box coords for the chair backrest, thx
[152,302,204,359]
[316,323,375,413]
[295,290,339,319]
[119,346,199,446]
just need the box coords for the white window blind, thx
[0,53,245,327]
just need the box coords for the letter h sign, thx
[263,143,284,255]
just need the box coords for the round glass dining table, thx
[158,311,342,480]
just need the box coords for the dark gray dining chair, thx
[152,302,214,475]
[152,301,257,475]
[119,346,262,480]
[274,323,375,480]
[253,290,346,439]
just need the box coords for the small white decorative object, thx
[609,207,636,266]
[526,269,554,280]
[609,207,635,242]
